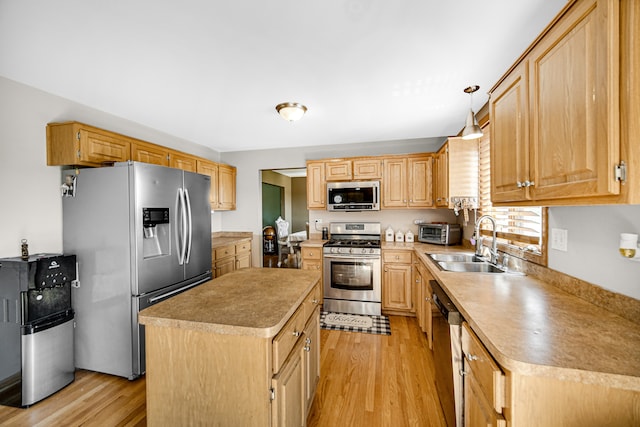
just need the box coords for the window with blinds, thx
[477,127,546,264]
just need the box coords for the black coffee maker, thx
[0,254,76,407]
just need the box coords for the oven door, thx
[323,254,381,303]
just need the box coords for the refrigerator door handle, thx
[177,188,188,265]
[184,188,193,264]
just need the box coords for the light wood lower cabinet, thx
[414,258,434,349]
[212,239,252,278]
[300,247,323,304]
[144,280,321,427]
[382,250,413,314]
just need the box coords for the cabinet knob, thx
[312,299,319,305]
[304,345,311,352]
[292,331,301,337]
[517,181,523,188]
[425,297,431,302]
[466,353,478,362]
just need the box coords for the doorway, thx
[261,168,308,268]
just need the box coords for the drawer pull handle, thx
[292,331,301,337]
[466,354,478,362]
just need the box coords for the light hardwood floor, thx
[0,315,445,427]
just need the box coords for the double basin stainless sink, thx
[429,253,512,274]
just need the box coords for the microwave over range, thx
[326,181,380,212]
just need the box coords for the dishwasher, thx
[431,280,463,427]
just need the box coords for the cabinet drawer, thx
[301,247,321,260]
[383,250,412,264]
[235,241,251,253]
[273,306,305,374]
[462,323,505,413]
[214,244,236,260]
[302,283,321,322]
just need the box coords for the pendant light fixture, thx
[461,85,483,140]
[275,102,307,122]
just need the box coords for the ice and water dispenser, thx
[142,207,170,258]
[0,254,76,407]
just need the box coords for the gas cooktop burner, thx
[324,239,381,248]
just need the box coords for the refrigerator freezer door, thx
[132,163,185,295]
[183,170,212,281]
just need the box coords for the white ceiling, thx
[0,0,567,153]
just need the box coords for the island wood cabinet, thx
[212,239,252,278]
[382,250,413,314]
[142,272,321,427]
[382,155,433,209]
[489,0,640,205]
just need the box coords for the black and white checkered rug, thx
[320,312,391,335]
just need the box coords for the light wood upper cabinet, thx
[169,151,197,172]
[306,161,326,209]
[491,61,530,203]
[131,140,169,166]
[47,122,131,166]
[434,144,449,207]
[408,156,434,208]
[325,160,352,181]
[217,164,236,210]
[490,0,637,205]
[196,160,219,208]
[353,158,382,179]
[382,155,433,208]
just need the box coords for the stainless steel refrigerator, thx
[62,161,212,379]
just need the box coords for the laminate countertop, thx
[210,231,253,248]
[400,243,640,392]
[139,268,321,338]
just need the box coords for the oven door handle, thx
[323,254,381,260]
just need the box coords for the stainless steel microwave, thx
[418,223,461,245]
[326,181,380,211]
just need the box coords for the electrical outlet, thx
[315,219,322,224]
[551,228,568,251]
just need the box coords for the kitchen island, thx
[138,267,322,426]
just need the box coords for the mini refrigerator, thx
[0,254,76,407]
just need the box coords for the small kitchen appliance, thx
[0,254,76,407]
[323,222,381,315]
[326,181,380,212]
[418,223,461,245]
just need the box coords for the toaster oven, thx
[418,224,461,245]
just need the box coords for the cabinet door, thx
[214,257,235,278]
[382,158,407,208]
[408,155,433,207]
[325,160,352,181]
[196,160,219,209]
[434,145,449,207]
[303,309,320,415]
[353,159,382,179]
[464,373,506,427]
[382,263,412,311]
[306,161,326,209]
[420,265,434,350]
[218,164,237,210]
[131,141,169,166]
[528,0,620,200]
[79,129,130,165]
[271,340,305,427]
[235,252,251,270]
[169,152,197,172]
[490,61,530,203]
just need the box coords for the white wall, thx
[548,205,640,299]
[0,77,220,257]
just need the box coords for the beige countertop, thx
[211,231,252,248]
[407,243,640,392]
[139,268,321,338]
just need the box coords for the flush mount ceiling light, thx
[461,85,483,140]
[275,102,307,122]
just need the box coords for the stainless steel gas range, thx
[322,222,381,315]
